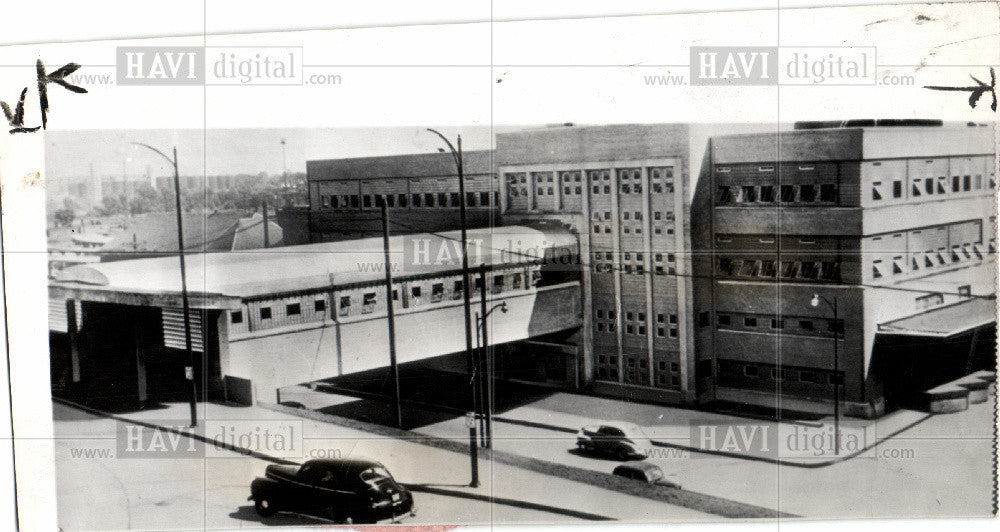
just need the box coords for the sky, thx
[43,126,512,182]
[43,123,784,188]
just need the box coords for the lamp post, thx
[475,267,508,450]
[132,142,197,428]
[811,293,839,455]
[426,128,478,487]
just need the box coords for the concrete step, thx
[952,375,991,404]
[919,383,969,414]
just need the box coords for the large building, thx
[497,124,699,403]
[307,150,500,241]
[690,122,996,417]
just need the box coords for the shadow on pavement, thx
[228,505,330,526]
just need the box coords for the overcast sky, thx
[44,123,782,186]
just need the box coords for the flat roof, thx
[52,226,577,300]
[877,297,996,338]
[307,150,495,181]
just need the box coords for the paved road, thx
[52,402,709,530]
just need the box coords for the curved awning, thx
[877,297,996,338]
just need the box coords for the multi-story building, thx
[498,124,698,403]
[691,122,996,417]
[307,150,500,241]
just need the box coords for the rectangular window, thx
[231,310,243,324]
[820,184,836,202]
[740,186,757,202]
[759,185,776,202]
[744,316,757,327]
[450,192,461,206]
[453,280,464,299]
[431,283,445,302]
[770,318,785,330]
[411,286,422,298]
[799,184,817,202]
[963,175,972,191]
[780,185,796,202]
[260,307,272,320]
[286,303,301,316]
[892,180,903,198]
[717,314,731,326]
[339,296,351,315]
[397,194,408,207]
[799,320,814,331]
[412,194,422,207]
[438,192,448,206]
[362,292,377,313]
[872,182,883,201]
[363,195,373,208]
[717,186,732,203]
[480,191,490,206]
[314,299,326,312]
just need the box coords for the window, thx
[799,320,814,331]
[799,184,817,202]
[717,186,732,203]
[260,307,272,320]
[453,280,464,299]
[717,314,731,326]
[478,191,490,206]
[412,194,422,207]
[411,286,422,298]
[450,192,461,206]
[744,316,757,327]
[958,285,971,298]
[467,192,476,206]
[963,175,971,191]
[339,296,351,315]
[740,186,757,203]
[872,182,883,201]
[892,256,905,274]
[780,185,796,202]
[493,275,504,294]
[231,310,243,324]
[925,178,934,195]
[363,195,373,208]
[314,299,326,312]
[431,283,445,302]
[872,260,885,279]
[820,184,836,202]
[770,318,785,330]
[438,192,448,206]
[759,185,776,202]
[911,181,922,197]
[892,180,903,198]
[952,176,960,193]
[362,293,377,313]
[286,303,301,316]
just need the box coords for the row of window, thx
[229,268,539,330]
[733,362,841,386]
[717,183,837,205]
[716,312,843,338]
[591,210,675,222]
[318,191,499,210]
[593,251,676,263]
[594,308,680,337]
[871,241,989,279]
[594,355,681,386]
[592,262,678,276]
[592,224,675,236]
[716,258,841,282]
[870,173,994,203]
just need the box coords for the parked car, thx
[612,462,681,489]
[249,458,415,523]
[576,421,652,460]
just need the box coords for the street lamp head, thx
[810,294,820,307]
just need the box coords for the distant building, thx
[306,150,500,241]
[690,122,996,417]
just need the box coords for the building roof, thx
[52,225,577,300]
[877,297,996,337]
[307,150,495,181]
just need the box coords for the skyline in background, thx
[44,123,787,187]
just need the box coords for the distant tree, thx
[53,208,75,227]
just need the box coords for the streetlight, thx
[132,142,198,428]
[426,128,478,487]
[476,285,508,450]
[810,293,840,455]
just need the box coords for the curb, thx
[263,402,795,519]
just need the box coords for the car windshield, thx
[359,466,393,484]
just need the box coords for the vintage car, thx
[249,458,415,523]
[612,462,682,489]
[576,421,653,460]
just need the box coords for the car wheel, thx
[254,497,276,517]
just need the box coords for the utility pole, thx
[280,138,288,188]
[133,142,198,427]
[427,128,478,487]
[261,200,270,248]
[478,265,491,449]
[381,198,403,428]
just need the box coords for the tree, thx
[53,208,75,227]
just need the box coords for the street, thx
[52,401,711,530]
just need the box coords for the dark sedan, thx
[249,458,415,524]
